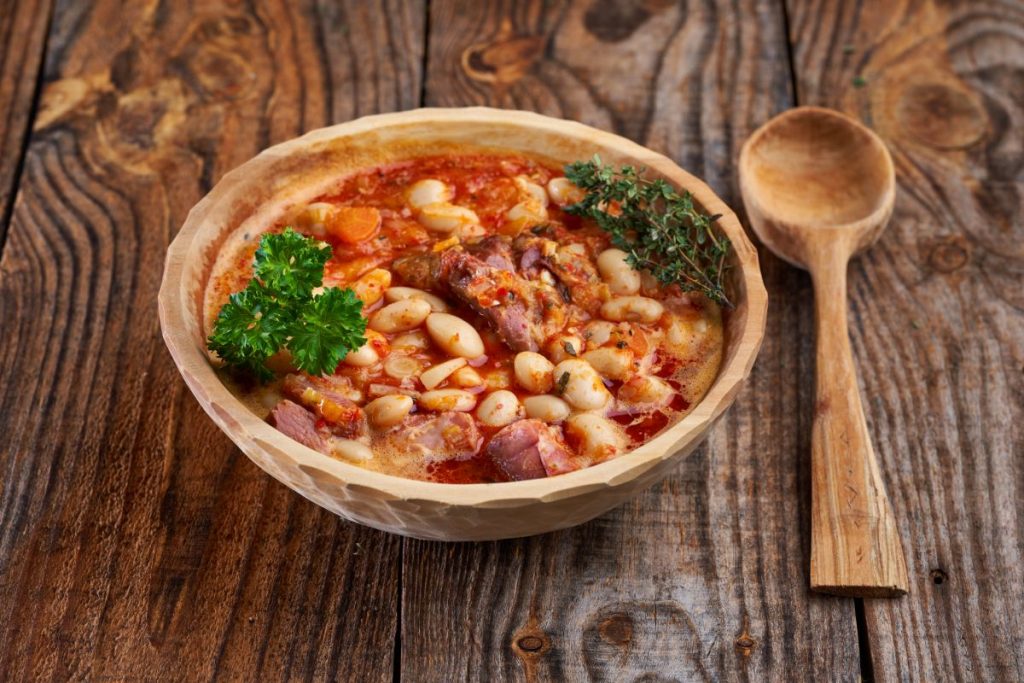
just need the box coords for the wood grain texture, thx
[788,0,1024,679]
[0,1,423,680]
[0,0,52,242]
[404,1,861,680]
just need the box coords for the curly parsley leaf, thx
[287,288,368,376]
[253,227,331,301]
[207,229,367,381]
[207,286,293,381]
[564,156,732,306]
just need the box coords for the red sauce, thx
[426,455,505,484]
[625,411,670,443]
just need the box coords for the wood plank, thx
[405,1,862,680]
[0,1,424,680]
[0,0,52,243]
[787,0,1024,680]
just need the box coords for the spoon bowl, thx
[739,106,908,598]
[740,106,895,268]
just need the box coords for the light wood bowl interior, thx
[158,108,767,541]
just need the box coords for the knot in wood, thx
[896,82,987,150]
[188,45,257,100]
[926,236,970,273]
[734,615,756,657]
[461,22,544,85]
[514,632,549,654]
[930,569,948,586]
[598,612,634,647]
[734,634,756,655]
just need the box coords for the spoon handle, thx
[808,252,908,597]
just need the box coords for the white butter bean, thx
[564,414,626,461]
[343,342,380,367]
[476,390,523,427]
[419,389,477,412]
[546,177,584,206]
[513,351,554,393]
[601,296,664,324]
[665,315,710,355]
[596,249,641,295]
[545,334,585,364]
[392,330,431,351]
[484,369,513,390]
[515,176,549,206]
[583,320,617,347]
[385,286,450,312]
[451,366,483,387]
[505,200,548,225]
[523,395,571,423]
[583,347,634,381]
[328,438,374,462]
[618,374,674,406]
[552,359,612,411]
[425,313,485,358]
[298,202,334,237]
[352,268,392,306]
[370,298,432,333]
[365,394,414,429]
[407,179,452,209]
[417,203,480,233]
[420,357,468,390]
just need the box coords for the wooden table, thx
[1,1,1021,680]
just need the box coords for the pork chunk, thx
[439,249,542,351]
[269,400,329,453]
[464,235,517,271]
[392,250,441,290]
[378,411,482,461]
[486,419,578,480]
[281,373,368,439]
[514,234,605,314]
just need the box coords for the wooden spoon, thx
[739,106,909,597]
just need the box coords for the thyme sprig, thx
[564,156,732,307]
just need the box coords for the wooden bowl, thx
[158,108,767,541]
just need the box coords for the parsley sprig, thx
[207,228,367,380]
[564,156,732,306]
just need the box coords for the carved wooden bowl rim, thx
[158,107,767,512]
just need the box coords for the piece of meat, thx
[464,235,517,271]
[485,419,579,480]
[281,373,368,438]
[392,250,441,290]
[439,248,540,351]
[378,412,482,461]
[269,400,329,453]
[392,237,518,292]
[513,234,605,314]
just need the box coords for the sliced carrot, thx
[326,206,381,244]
